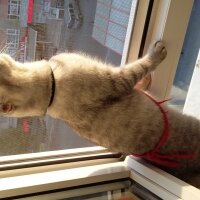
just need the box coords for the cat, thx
[1,41,200,187]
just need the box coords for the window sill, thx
[1,156,200,199]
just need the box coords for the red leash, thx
[131,91,196,168]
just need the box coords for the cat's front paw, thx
[149,41,167,62]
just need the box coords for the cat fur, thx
[0,42,200,187]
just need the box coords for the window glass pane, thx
[0,0,138,156]
[170,0,200,116]
[8,0,20,18]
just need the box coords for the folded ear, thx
[0,54,14,74]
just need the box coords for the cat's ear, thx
[0,54,14,74]
[0,103,13,114]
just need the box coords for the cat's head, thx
[0,54,50,117]
[0,54,17,116]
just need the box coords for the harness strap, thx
[131,91,196,168]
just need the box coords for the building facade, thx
[0,0,65,62]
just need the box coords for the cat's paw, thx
[149,41,167,62]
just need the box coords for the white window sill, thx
[1,156,200,199]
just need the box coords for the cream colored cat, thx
[1,41,200,187]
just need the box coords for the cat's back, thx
[49,52,107,72]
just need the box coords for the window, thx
[1,0,200,199]
[6,29,20,57]
[2,156,200,199]
[48,0,65,19]
[8,0,20,19]
[148,0,200,117]
[92,0,134,55]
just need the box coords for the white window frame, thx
[1,156,200,199]
[122,0,151,64]
[6,29,20,56]
[48,7,64,19]
[8,0,20,19]
[1,0,200,199]
[146,0,194,99]
[56,0,64,8]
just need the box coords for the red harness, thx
[131,91,196,168]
